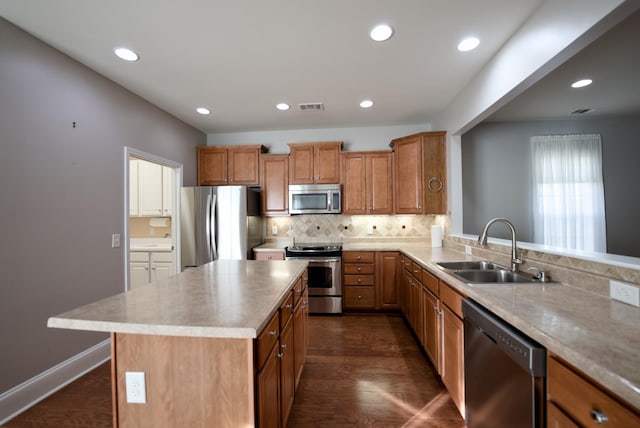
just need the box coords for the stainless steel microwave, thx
[288,184,341,214]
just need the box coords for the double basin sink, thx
[436,261,555,286]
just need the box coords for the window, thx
[531,134,606,252]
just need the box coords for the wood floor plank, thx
[3,314,466,428]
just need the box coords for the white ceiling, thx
[0,0,544,134]
[488,8,640,122]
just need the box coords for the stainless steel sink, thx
[436,261,498,271]
[436,260,556,286]
[453,269,537,284]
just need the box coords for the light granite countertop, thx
[48,260,308,339]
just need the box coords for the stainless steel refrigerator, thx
[181,186,264,269]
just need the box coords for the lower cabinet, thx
[547,355,640,427]
[422,285,441,370]
[256,273,308,428]
[130,251,175,289]
[440,300,464,415]
[343,251,400,311]
[377,252,401,309]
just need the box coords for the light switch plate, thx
[111,234,121,248]
[125,371,146,404]
[610,280,640,307]
[465,245,472,255]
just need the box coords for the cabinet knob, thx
[277,352,284,359]
[286,304,293,309]
[269,330,277,336]
[357,278,362,283]
[281,343,288,350]
[590,410,609,424]
[357,267,362,272]
[357,295,363,300]
[268,256,272,260]
[356,256,361,260]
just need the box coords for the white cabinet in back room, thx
[130,251,175,289]
[130,158,173,217]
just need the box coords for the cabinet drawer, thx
[292,276,305,306]
[400,255,412,271]
[344,274,375,286]
[130,252,149,262]
[410,261,423,280]
[256,312,280,370]
[150,251,173,263]
[344,286,376,309]
[440,281,464,318]
[280,292,294,330]
[548,357,640,427]
[343,251,374,263]
[422,268,439,296]
[343,263,375,274]
[254,250,285,260]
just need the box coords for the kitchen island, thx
[48,260,308,428]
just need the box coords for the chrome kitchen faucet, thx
[478,218,522,272]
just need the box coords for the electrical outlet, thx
[367,225,374,235]
[125,371,147,404]
[111,234,120,248]
[465,245,472,255]
[610,281,640,307]
[271,226,278,235]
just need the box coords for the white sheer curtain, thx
[531,134,607,252]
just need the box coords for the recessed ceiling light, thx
[360,100,374,108]
[196,107,211,115]
[457,37,480,52]
[571,79,593,88]
[114,47,139,62]
[370,24,393,42]
[276,103,290,111]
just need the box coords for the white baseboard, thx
[0,339,111,425]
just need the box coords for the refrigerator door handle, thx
[209,194,218,260]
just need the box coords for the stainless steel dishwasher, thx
[463,299,546,428]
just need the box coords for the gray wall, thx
[462,116,640,257]
[0,18,205,392]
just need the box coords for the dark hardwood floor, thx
[3,314,465,427]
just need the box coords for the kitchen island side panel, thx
[112,333,254,428]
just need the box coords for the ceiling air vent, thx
[571,108,593,115]
[298,103,324,112]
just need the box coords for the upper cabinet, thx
[390,131,447,214]
[197,145,267,186]
[288,142,342,184]
[260,154,289,216]
[342,151,393,215]
[130,159,173,217]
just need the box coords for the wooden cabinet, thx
[255,274,309,428]
[197,145,266,186]
[343,251,376,310]
[439,281,465,416]
[376,252,401,310]
[254,249,285,260]
[390,131,447,214]
[422,285,441,371]
[260,154,289,215]
[288,142,342,184]
[547,356,640,427]
[342,151,393,215]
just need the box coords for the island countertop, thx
[48,260,308,339]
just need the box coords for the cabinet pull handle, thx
[281,343,287,350]
[269,330,277,336]
[427,177,444,192]
[590,409,609,424]
[286,304,293,309]
[277,352,284,359]
[356,256,361,260]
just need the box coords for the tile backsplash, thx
[266,214,450,243]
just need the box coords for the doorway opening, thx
[123,147,183,291]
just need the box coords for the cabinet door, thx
[376,252,400,310]
[393,137,423,214]
[162,166,173,216]
[130,262,149,289]
[150,262,173,282]
[293,289,308,389]
[228,147,260,185]
[422,132,447,214]
[260,155,289,215]
[314,143,341,183]
[138,160,164,216]
[367,153,393,214]
[423,287,441,371]
[289,145,315,184]
[280,319,295,427]
[257,344,281,428]
[342,153,367,214]
[254,250,285,261]
[547,403,580,428]
[441,304,465,416]
[198,147,228,185]
[129,160,139,216]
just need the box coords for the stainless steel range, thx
[285,242,342,314]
